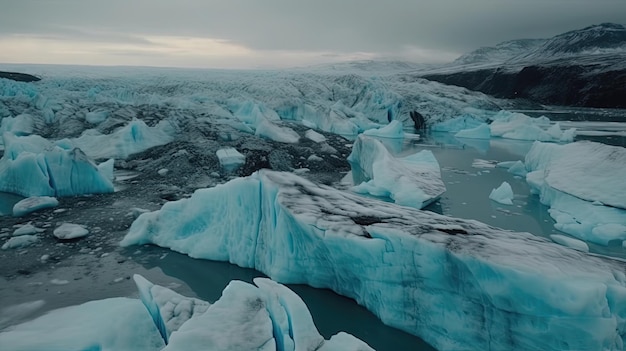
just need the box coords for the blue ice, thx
[122,170,626,351]
[0,133,114,197]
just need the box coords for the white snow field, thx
[122,170,626,351]
[0,274,372,351]
[525,141,626,245]
[348,135,445,209]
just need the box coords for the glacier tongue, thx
[122,170,626,351]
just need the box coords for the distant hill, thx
[418,23,626,108]
[0,71,41,82]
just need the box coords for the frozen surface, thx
[454,123,491,139]
[1,234,38,250]
[216,147,246,172]
[348,135,445,209]
[122,170,626,351]
[0,133,114,197]
[0,298,166,351]
[53,223,89,240]
[525,141,626,245]
[12,196,58,216]
[489,181,514,205]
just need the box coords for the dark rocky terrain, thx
[418,23,626,108]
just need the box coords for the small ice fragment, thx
[307,155,323,162]
[489,181,514,205]
[305,129,326,143]
[158,168,169,176]
[50,279,69,285]
[53,223,89,240]
[2,235,38,250]
[13,197,59,217]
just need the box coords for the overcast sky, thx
[1,0,624,69]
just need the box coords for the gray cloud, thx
[1,0,625,64]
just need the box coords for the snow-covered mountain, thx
[453,39,546,65]
[419,23,626,108]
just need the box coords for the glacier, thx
[525,141,626,245]
[347,135,445,209]
[0,274,372,351]
[121,170,626,351]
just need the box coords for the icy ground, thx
[1,64,626,351]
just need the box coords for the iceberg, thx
[454,123,491,139]
[0,133,114,198]
[489,181,514,205]
[525,141,626,245]
[0,274,371,351]
[347,135,445,209]
[122,170,626,351]
[362,120,405,138]
[490,111,576,142]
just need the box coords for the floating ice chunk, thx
[489,181,514,205]
[13,223,44,236]
[526,141,626,209]
[550,234,590,252]
[0,298,165,351]
[73,119,175,160]
[506,160,527,177]
[122,169,626,351]
[455,123,491,139]
[305,129,326,143]
[2,234,38,249]
[53,223,89,240]
[158,168,169,176]
[97,158,115,182]
[490,111,576,142]
[320,332,374,351]
[12,196,59,217]
[133,274,210,344]
[215,147,245,172]
[525,142,626,245]
[472,159,497,169]
[362,120,404,138]
[0,133,114,197]
[348,135,445,209]
[431,116,483,132]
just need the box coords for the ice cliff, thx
[122,170,626,351]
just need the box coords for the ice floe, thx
[525,141,626,245]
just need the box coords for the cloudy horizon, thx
[1,0,625,69]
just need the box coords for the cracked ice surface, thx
[122,170,626,351]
